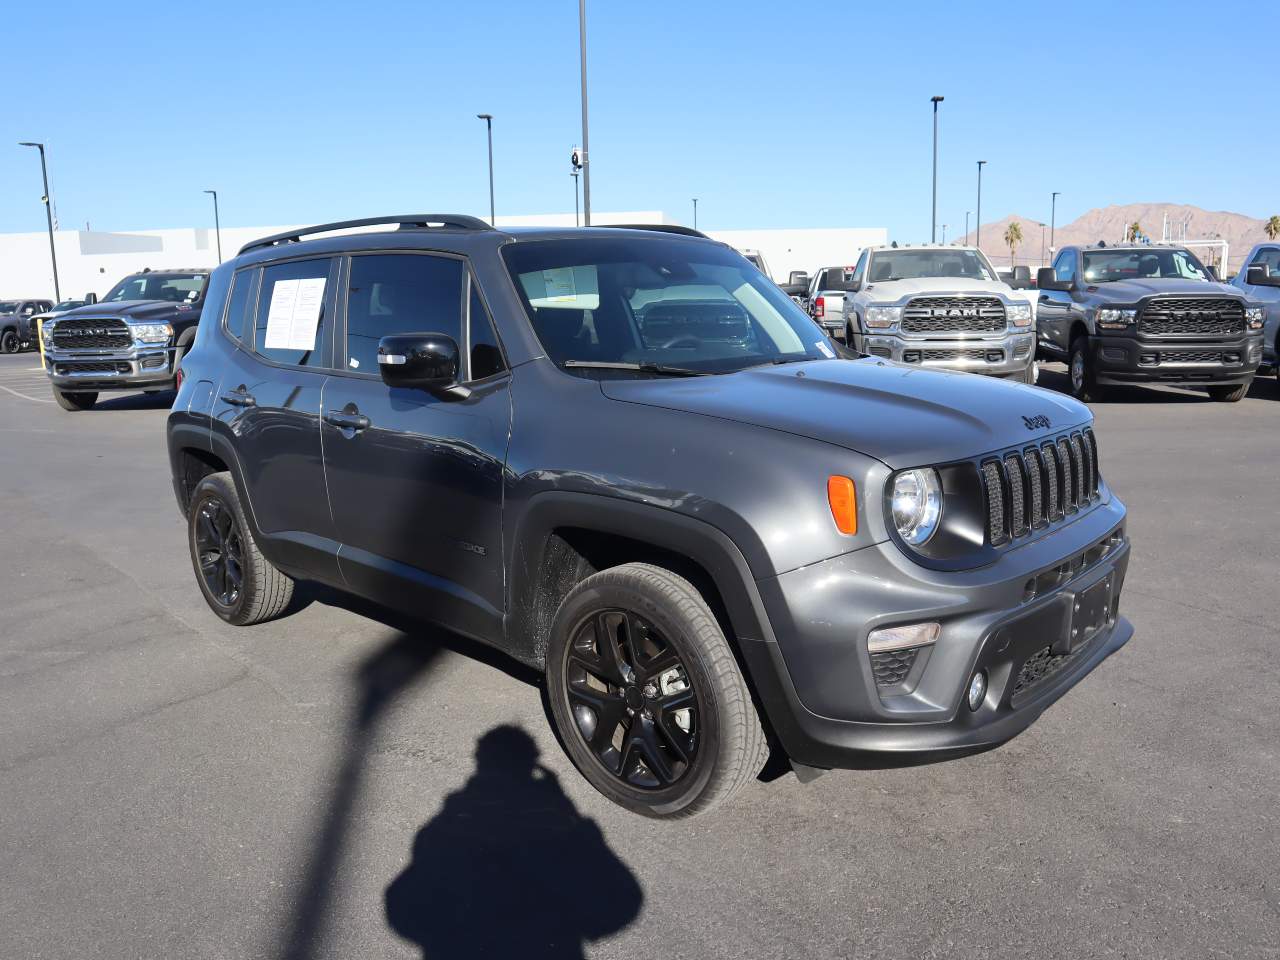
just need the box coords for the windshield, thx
[0,301,18,315]
[502,237,830,374]
[1082,248,1209,283]
[102,272,207,303]
[866,249,997,282]
[53,300,84,311]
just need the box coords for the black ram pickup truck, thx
[1036,244,1266,402]
[40,269,209,410]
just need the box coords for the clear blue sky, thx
[2,0,1274,240]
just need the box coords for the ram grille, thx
[51,317,132,350]
[1138,298,1244,339]
[901,297,1006,334]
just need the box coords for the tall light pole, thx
[692,198,698,230]
[1050,191,1060,253]
[941,224,947,244]
[975,160,987,251]
[476,113,495,225]
[965,211,971,243]
[18,141,61,301]
[1039,222,1046,264]
[203,190,222,264]
[578,0,592,226]
[930,96,944,243]
[571,168,580,226]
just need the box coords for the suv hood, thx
[55,300,199,322]
[601,358,1089,469]
[1085,278,1246,301]
[862,277,1027,302]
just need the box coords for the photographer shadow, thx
[385,725,643,959]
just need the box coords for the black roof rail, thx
[238,214,493,255]
[605,223,710,239]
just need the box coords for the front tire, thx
[0,330,17,353]
[1207,382,1249,402]
[52,386,97,411]
[546,562,768,819]
[1068,336,1105,402]
[188,472,293,625]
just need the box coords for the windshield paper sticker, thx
[541,268,578,302]
[264,277,326,351]
[816,340,836,358]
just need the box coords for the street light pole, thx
[203,190,222,264]
[692,198,698,230]
[965,211,970,243]
[1050,191,1060,253]
[18,141,61,301]
[930,96,944,243]
[942,224,947,245]
[578,0,592,226]
[571,169,580,227]
[476,114,495,225]
[975,160,987,251]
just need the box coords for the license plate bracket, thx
[1056,575,1112,655]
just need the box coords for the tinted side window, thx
[254,258,333,367]
[1054,251,1076,283]
[469,285,505,380]
[224,269,258,342]
[344,254,463,374]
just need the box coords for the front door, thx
[321,251,511,645]
[211,256,341,581]
[1037,250,1077,355]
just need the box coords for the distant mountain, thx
[959,203,1277,274]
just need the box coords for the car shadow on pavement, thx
[384,724,644,959]
[91,389,177,411]
[1035,363,1262,404]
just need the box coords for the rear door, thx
[322,251,511,644]
[210,256,341,580]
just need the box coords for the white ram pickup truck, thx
[841,245,1037,382]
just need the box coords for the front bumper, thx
[743,494,1132,769]
[44,346,178,392]
[862,330,1035,378]
[1090,333,1263,386]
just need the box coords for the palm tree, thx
[1003,221,1023,268]
[1125,221,1143,243]
[1266,215,1280,241]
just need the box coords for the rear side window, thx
[469,285,505,380]
[224,270,258,342]
[344,253,463,374]
[254,258,333,367]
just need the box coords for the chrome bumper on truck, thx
[44,347,177,391]
[863,330,1036,378]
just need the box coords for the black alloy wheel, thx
[565,608,699,790]
[0,330,18,354]
[194,496,244,609]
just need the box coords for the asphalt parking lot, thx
[2,349,1278,960]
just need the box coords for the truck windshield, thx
[1082,248,1210,283]
[503,237,829,375]
[867,250,996,282]
[102,273,207,303]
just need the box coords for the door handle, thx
[324,410,371,432]
[220,389,256,407]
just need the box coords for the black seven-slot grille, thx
[1137,297,1244,338]
[52,317,132,350]
[902,296,1006,334]
[981,429,1099,546]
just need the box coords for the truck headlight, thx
[865,305,902,329]
[132,323,173,344]
[1007,303,1033,327]
[1245,306,1265,330]
[40,322,56,347]
[890,468,942,545]
[1096,308,1137,330]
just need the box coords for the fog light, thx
[967,671,987,711]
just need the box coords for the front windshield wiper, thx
[562,360,711,377]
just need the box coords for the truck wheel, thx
[546,562,768,819]
[1068,337,1105,402]
[52,386,97,411]
[0,329,17,353]
[1207,383,1249,402]
[188,471,293,626]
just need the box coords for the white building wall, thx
[1,214,886,299]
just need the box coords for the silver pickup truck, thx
[841,245,1037,382]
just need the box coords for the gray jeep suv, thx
[167,216,1133,818]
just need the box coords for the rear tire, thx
[188,471,293,626]
[546,562,768,819]
[1068,336,1105,402]
[52,386,97,411]
[1207,382,1249,402]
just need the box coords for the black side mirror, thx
[1246,264,1280,287]
[1011,265,1031,289]
[85,292,98,304]
[1205,265,1220,281]
[1037,267,1071,291]
[377,333,470,399]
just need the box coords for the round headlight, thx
[891,468,942,545]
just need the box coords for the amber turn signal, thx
[827,475,857,535]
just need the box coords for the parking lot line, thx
[0,383,54,403]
